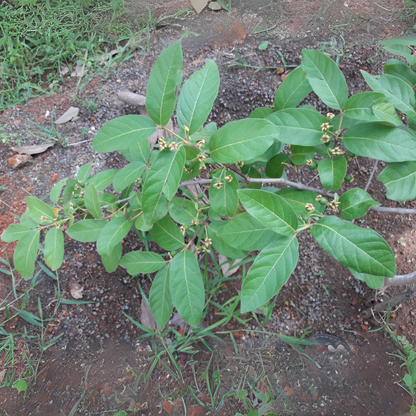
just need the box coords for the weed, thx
[0,260,83,395]
[317,34,355,66]
[227,50,295,72]
[216,0,232,12]
[87,99,98,114]
[0,124,18,145]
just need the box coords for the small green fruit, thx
[197,193,204,199]
[348,151,356,158]
[319,197,328,205]
[308,162,317,170]
[185,161,191,168]
[344,175,353,182]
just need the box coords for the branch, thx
[180,177,416,215]
[383,271,416,289]
[362,286,416,318]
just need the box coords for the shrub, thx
[4,36,416,329]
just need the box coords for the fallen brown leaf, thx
[140,299,156,331]
[54,107,79,124]
[190,0,209,14]
[11,143,53,155]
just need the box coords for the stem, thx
[180,177,416,215]
[364,159,378,192]
[185,217,209,250]
[383,271,416,288]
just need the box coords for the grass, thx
[0,256,89,395]
[0,0,146,112]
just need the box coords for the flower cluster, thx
[330,147,344,155]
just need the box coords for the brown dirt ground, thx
[1,1,416,415]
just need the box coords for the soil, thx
[1,1,416,415]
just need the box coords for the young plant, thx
[3,36,416,331]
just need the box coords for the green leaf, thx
[26,196,55,224]
[189,122,217,145]
[301,49,348,110]
[344,92,401,125]
[44,227,64,270]
[241,236,298,313]
[12,379,28,393]
[87,169,118,191]
[265,153,290,178]
[245,167,262,189]
[290,145,315,165]
[113,411,127,416]
[275,188,325,215]
[101,241,122,272]
[120,137,151,163]
[168,197,198,225]
[318,157,347,191]
[146,41,183,126]
[274,66,313,110]
[381,38,416,67]
[310,216,395,277]
[218,212,276,251]
[62,179,78,205]
[67,219,107,242]
[149,215,184,251]
[264,139,285,160]
[169,251,204,328]
[84,183,102,219]
[258,41,269,50]
[97,216,133,255]
[120,251,165,275]
[238,189,298,236]
[1,223,31,242]
[208,221,249,259]
[149,266,173,330]
[113,162,145,192]
[378,161,416,201]
[14,230,40,279]
[209,119,278,163]
[339,188,381,219]
[348,268,384,290]
[343,123,416,163]
[50,178,68,203]
[77,162,93,183]
[361,71,416,120]
[92,115,157,153]
[266,108,327,146]
[99,193,118,205]
[177,60,220,135]
[142,147,186,225]
[384,59,416,86]
[249,107,273,119]
[209,170,238,217]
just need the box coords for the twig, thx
[186,217,210,249]
[383,270,416,288]
[66,139,91,147]
[67,365,92,416]
[179,177,416,215]
[362,286,416,318]
[364,160,378,192]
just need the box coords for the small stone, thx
[8,154,33,169]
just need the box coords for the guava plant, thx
[3,36,416,330]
